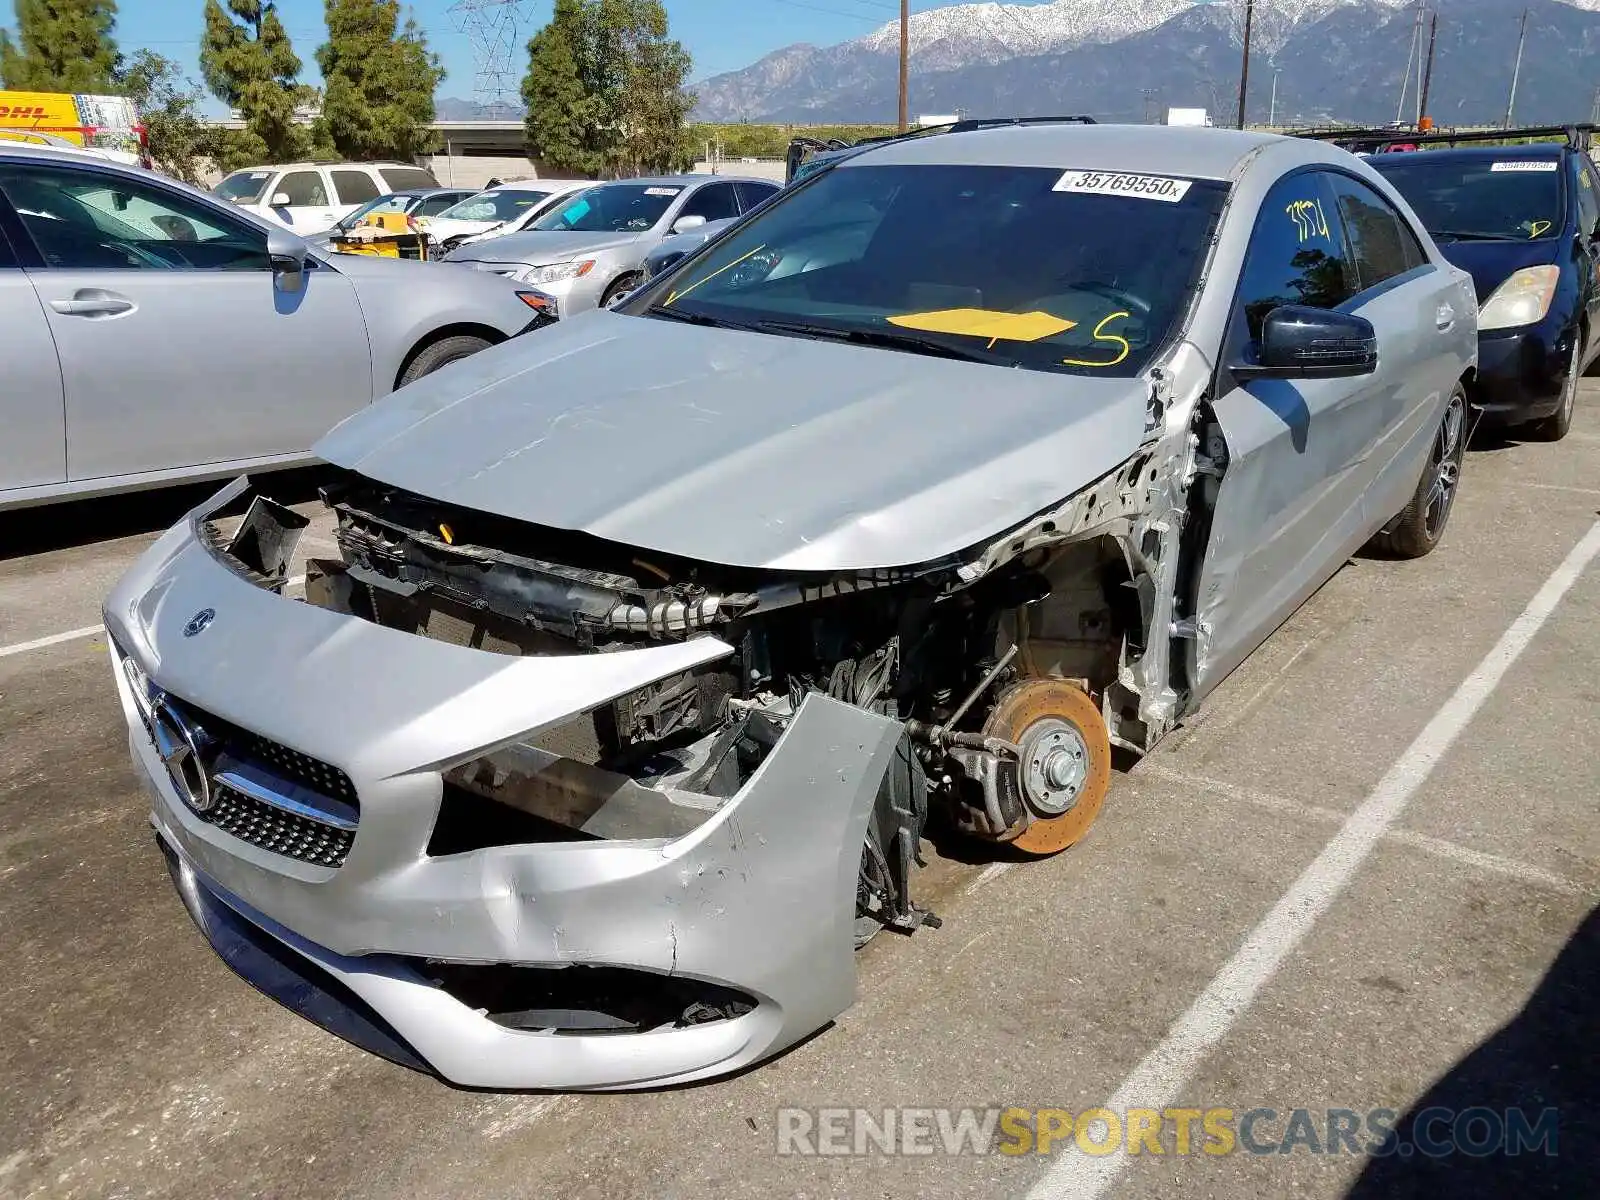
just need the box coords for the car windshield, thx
[333,193,411,230]
[214,170,272,203]
[646,163,1228,378]
[530,182,681,232]
[1370,153,1566,240]
[435,188,553,223]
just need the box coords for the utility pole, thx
[1269,67,1281,127]
[1236,0,1254,130]
[898,0,910,131]
[1418,10,1439,128]
[1591,83,1600,126]
[1505,7,1529,130]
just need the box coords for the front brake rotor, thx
[982,678,1112,856]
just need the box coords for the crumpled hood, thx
[445,229,641,266]
[314,310,1152,572]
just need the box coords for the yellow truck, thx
[0,90,148,167]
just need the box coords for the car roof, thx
[219,160,430,174]
[587,174,772,187]
[0,140,130,166]
[1365,143,1567,166]
[489,178,590,190]
[839,122,1284,182]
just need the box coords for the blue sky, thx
[4,0,973,104]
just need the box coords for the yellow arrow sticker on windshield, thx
[887,308,1077,344]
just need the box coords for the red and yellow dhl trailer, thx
[0,90,149,167]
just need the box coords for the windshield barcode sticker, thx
[1054,171,1194,202]
[1491,161,1558,172]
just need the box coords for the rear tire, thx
[1370,381,1467,559]
[398,334,492,387]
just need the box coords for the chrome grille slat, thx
[210,786,355,868]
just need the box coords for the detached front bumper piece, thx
[107,493,904,1090]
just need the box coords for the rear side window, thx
[736,180,780,212]
[1328,173,1428,291]
[277,170,328,206]
[332,169,380,204]
[1237,171,1357,340]
[380,167,437,191]
[678,182,740,223]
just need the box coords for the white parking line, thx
[1137,763,1589,898]
[0,625,104,659]
[965,862,1016,894]
[0,575,307,661]
[1025,518,1600,1200]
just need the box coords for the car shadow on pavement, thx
[1344,900,1599,1199]
[0,467,334,561]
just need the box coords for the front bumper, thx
[107,485,903,1090]
[1470,324,1575,423]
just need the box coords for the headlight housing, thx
[516,259,596,285]
[1478,265,1560,331]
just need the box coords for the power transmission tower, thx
[449,0,534,114]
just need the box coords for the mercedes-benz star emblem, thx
[183,608,215,638]
[151,697,216,813]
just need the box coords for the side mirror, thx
[1235,305,1377,380]
[267,229,309,294]
[672,214,707,234]
[270,191,292,208]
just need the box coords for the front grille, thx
[230,730,360,808]
[147,690,361,868]
[210,785,355,868]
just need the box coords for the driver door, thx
[0,161,371,482]
[1190,170,1392,697]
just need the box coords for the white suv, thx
[212,161,439,233]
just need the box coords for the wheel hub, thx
[1021,719,1090,816]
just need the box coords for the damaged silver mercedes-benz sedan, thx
[106,124,1477,1090]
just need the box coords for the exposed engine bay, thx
[214,435,1205,947]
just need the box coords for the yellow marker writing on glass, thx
[1062,311,1132,369]
[666,244,768,306]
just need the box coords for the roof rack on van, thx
[784,115,1098,183]
[1293,124,1594,155]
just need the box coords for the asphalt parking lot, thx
[1,392,1596,1200]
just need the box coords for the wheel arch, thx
[394,323,509,390]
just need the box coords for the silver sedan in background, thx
[1,144,546,510]
[442,174,780,316]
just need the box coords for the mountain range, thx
[690,0,1600,127]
